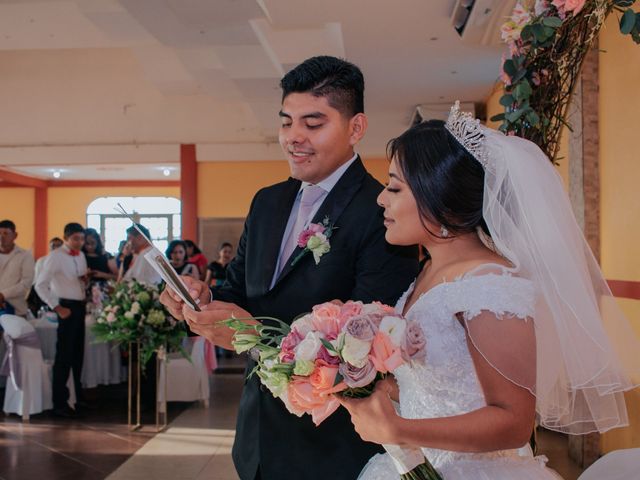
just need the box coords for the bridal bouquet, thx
[225,300,442,480]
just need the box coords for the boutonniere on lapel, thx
[291,216,336,266]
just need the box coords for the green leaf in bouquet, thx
[503,59,517,77]
[542,16,562,28]
[620,8,636,34]
[321,338,338,354]
[499,94,515,107]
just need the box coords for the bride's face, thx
[377,158,430,246]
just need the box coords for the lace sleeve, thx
[450,273,537,393]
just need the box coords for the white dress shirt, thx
[123,245,162,285]
[270,153,358,287]
[35,245,87,309]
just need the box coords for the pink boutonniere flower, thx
[291,216,336,266]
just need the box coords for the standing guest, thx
[122,224,161,285]
[0,219,35,317]
[34,237,63,280]
[205,242,234,287]
[116,240,134,282]
[166,240,199,279]
[184,240,207,280]
[27,237,62,316]
[35,223,88,417]
[83,228,118,283]
[162,56,419,480]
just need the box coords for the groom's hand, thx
[337,381,400,445]
[160,276,211,320]
[182,300,256,350]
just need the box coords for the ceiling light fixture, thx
[52,171,61,179]
[163,168,171,177]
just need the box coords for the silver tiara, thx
[445,101,489,167]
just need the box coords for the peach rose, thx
[370,331,404,373]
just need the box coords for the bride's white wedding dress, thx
[359,268,562,479]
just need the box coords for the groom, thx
[161,56,418,479]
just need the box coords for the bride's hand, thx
[337,381,401,445]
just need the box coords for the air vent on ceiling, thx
[451,0,516,45]
[410,102,476,127]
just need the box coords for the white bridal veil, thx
[447,103,640,434]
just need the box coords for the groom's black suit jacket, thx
[214,157,419,480]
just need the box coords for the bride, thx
[339,103,639,479]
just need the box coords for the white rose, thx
[131,301,141,314]
[124,311,135,320]
[106,312,116,323]
[294,331,323,362]
[341,334,371,368]
[291,314,315,337]
[379,316,406,347]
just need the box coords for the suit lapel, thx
[275,157,367,284]
[261,178,301,292]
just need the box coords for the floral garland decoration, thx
[492,0,640,161]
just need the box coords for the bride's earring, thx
[440,225,449,238]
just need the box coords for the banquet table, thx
[30,314,125,388]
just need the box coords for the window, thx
[86,197,181,255]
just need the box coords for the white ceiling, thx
[0,0,511,180]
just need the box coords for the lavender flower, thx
[339,360,377,388]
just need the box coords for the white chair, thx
[1,314,52,420]
[578,448,640,480]
[157,337,211,407]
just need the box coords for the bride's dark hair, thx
[387,119,489,238]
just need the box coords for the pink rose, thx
[338,301,363,324]
[564,0,585,14]
[297,223,325,247]
[279,330,303,363]
[311,302,342,338]
[317,344,340,365]
[402,320,427,362]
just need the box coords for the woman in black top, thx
[83,228,118,282]
[166,240,199,279]
[205,242,234,287]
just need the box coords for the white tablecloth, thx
[30,315,124,388]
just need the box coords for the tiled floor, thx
[2,358,584,480]
[0,382,190,480]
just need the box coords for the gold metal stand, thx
[127,341,142,431]
[155,345,168,432]
[127,342,167,433]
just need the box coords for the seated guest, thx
[184,240,207,280]
[0,219,35,318]
[205,242,234,287]
[122,224,161,285]
[166,240,199,279]
[35,223,88,417]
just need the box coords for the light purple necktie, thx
[277,184,326,276]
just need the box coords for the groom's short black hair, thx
[280,56,364,118]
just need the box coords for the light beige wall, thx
[196,158,390,218]
[598,11,640,453]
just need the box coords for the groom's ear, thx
[348,113,368,146]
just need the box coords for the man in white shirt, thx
[35,223,88,417]
[0,219,35,317]
[122,224,161,285]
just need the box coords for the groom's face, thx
[279,92,366,184]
